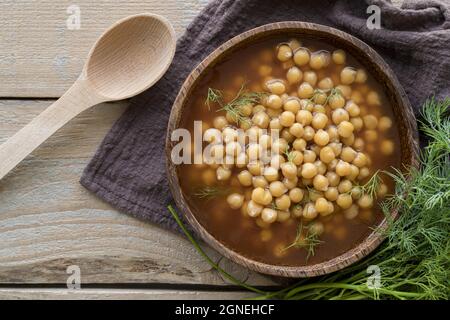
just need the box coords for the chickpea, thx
[350,118,363,132]
[332,49,346,64]
[378,116,392,131]
[337,121,354,138]
[277,210,291,222]
[302,150,316,163]
[288,38,302,50]
[303,203,319,220]
[364,130,378,142]
[293,48,310,66]
[240,103,253,117]
[276,194,291,210]
[312,113,328,130]
[310,51,329,69]
[358,194,374,209]
[338,179,353,193]
[261,208,278,223]
[291,205,303,218]
[300,99,314,111]
[340,146,357,163]
[328,93,345,109]
[355,69,368,83]
[318,77,334,90]
[247,200,263,217]
[258,64,272,77]
[283,99,300,114]
[367,91,381,106]
[248,160,263,175]
[313,91,328,104]
[253,175,268,188]
[353,137,365,150]
[329,142,343,157]
[348,165,360,181]
[377,183,388,198]
[270,154,285,169]
[289,188,304,203]
[213,116,228,130]
[290,150,304,166]
[345,101,360,117]
[381,139,394,155]
[269,118,283,130]
[332,108,350,125]
[222,127,237,143]
[266,79,286,95]
[327,126,339,142]
[283,176,298,190]
[279,111,296,127]
[313,129,330,146]
[281,162,297,179]
[288,123,303,138]
[272,138,288,154]
[296,110,313,126]
[326,171,340,187]
[260,229,273,242]
[336,160,352,176]
[277,44,293,62]
[315,197,329,213]
[201,169,216,185]
[252,104,266,114]
[358,167,370,180]
[293,138,307,151]
[237,170,253,186]
[309,221,325,236]
[227,193,244,209]
[216,166,232,180]
[252,187,272,206]
[266,94,283,109]
[303,71,318,86]
[281,128,295,143]
[301,163,318,179]
[319,146,335,164]
[262,166,278,182]
[313,174,329,191]
[298,82,314,98]
[325,186,339,201]
[340,67,357,85]
[269,181,287,197]
[351,152,367,169]
[344,204,359,219]
[303,126,315,141]
[314,160,327,175]
[350,91,364,104]
[337,193,353,209]
[301,177,313,186]
[286,66,303,84]
[363,115,378,129]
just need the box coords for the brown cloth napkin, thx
[81,0,450,232]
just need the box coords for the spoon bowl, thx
[86,14,176,100]
[0,13,176,180]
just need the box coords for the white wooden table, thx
[0,0,403,300]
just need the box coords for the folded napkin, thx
[81,0,450,232]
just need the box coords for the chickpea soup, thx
[176,35,400,266]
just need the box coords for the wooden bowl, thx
[166,22,419,277]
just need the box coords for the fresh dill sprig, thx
[193,186,228,200]
[207,83,267,125]
[205,88,223,110]
[353,170,383,198]
[284,147,295,163]
[283,222,323,261]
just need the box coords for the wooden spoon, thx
[0,13,176,180]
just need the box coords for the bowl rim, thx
[165,21,419,277]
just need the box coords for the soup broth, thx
[176,35,400,266]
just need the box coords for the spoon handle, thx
[0,79,104,180]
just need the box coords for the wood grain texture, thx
[0,288,257,300]
[0,0,209,98]
[0,99,275,287]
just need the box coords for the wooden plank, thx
[0,0,405,99]
[0,99,276,287]
[0,288,257,300]
[0,0,208,98]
